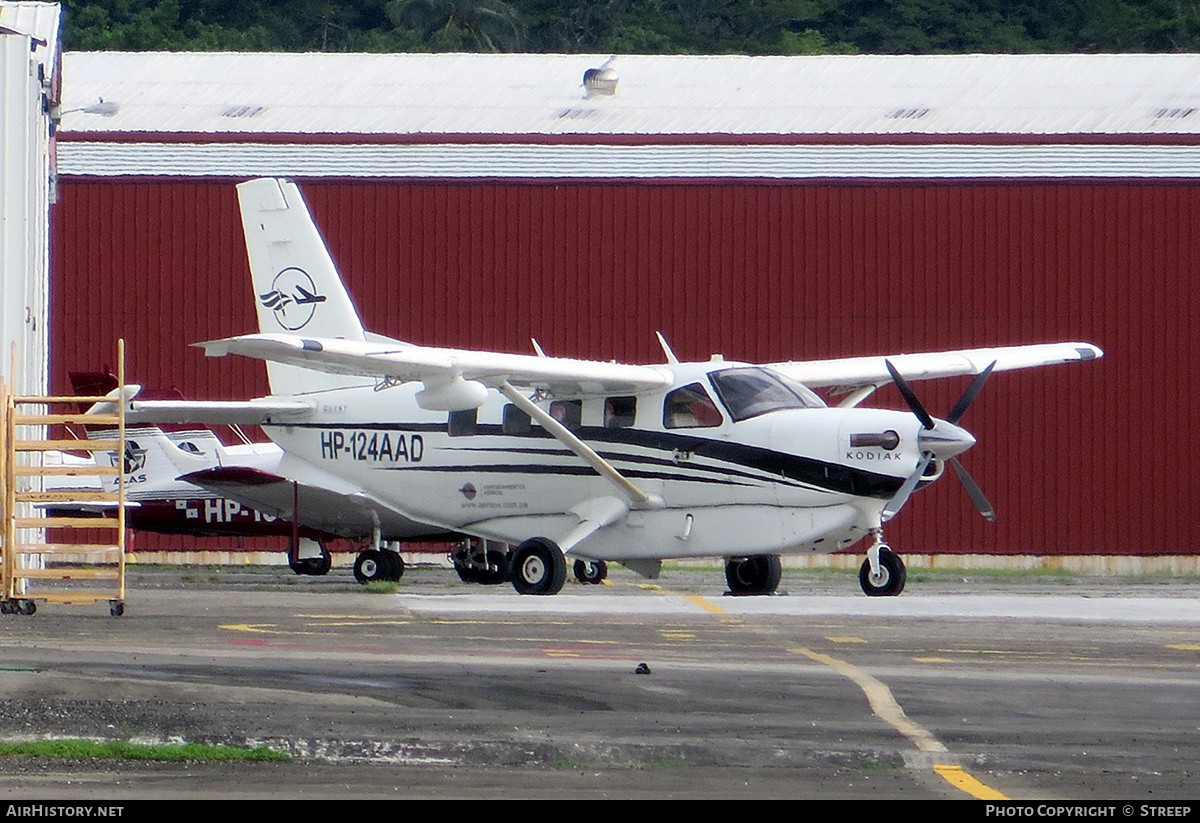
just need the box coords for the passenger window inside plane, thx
[550,399,583,430]
[605,396,637,428]
[502,404,531,435]
[663,384,723,429]
[448,408,478,437]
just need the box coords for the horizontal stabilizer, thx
[124,398,314,425]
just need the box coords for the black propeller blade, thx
[881,452,933,523]
[884,360,934,430]
[948,360,996,425]
[950,457,996,522]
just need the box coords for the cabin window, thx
[502,404,531,435]
[448,408,478,437]
[663,383,723,429]
[605,396,637,428]
[709,367,825,422]
[549,399,583,430]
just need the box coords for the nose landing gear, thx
[859,533,906,597]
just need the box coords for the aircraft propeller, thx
[881,360,997,522]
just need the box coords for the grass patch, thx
[909,565,1075,578]
[362,580,401,594]
[0,739,290,762]
[646,757,681,768]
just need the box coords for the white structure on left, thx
[0,1,59,396]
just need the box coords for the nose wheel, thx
[859,539,906,597]
[573,559,608,585]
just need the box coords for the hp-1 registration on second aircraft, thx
[125,178,1102,597]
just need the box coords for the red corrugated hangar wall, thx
[49,175,1194,558]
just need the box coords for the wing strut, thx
[498,382,661,509]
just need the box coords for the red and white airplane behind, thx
[107,177,1102,597]
[49,374,464,581]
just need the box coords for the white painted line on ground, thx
[392,593,1200,623]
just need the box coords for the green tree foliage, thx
[57,0,1200,53]
[386,0,525,51]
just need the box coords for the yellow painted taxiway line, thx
[933,764,1010,800]
[682,594,727,614]
[792,646,1010,800]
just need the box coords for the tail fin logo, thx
[111,440,147,475]
[259,267,327,331]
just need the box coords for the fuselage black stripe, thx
[377,462,760,488]
[280,421,904,500]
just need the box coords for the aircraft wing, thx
[180,466,456,542]
[769,342,1102,395]
[197,334,671,397]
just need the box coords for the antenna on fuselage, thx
[655,332,680,364]
[531,339,547,358]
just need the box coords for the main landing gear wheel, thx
[573,559,607,585]
[289,544,332,576]
[724,554,782,595]
[511,537,567,596]
[380,549,405,581]
[475,549,510,585]
[353,548,403,584]
[859,546,906,597]
[452,544,510,584]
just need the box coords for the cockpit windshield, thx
[708,368,826,421]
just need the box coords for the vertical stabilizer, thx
[237,178,368,395]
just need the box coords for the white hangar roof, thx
[57,51,1200,180]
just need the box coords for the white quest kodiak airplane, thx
[119,178,1102,597]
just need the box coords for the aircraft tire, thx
[380,549,405,581]
[859,548,906,597]
[289,542,332,576]
[725,555,782,595]
[573,559,607,585]
[475,549,510,585]
[511,537,567,595]
[313,544,333,576]
[353,549,388,584]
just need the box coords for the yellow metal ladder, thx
[1,341,127,616]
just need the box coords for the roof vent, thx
[222,105,266,118]
[1152,107,1195,120]
[583,58,618,98]
[885,107,931,120]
